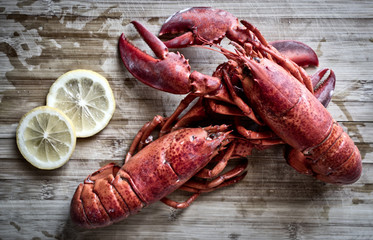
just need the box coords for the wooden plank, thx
[0,0,372,239]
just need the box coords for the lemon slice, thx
[16,106,76,170]
[46,70,116,138]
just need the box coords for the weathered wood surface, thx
[0,1,372,239]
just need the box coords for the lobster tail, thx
[316,145,361,184]
[309,123,362,184]
[70,184,91,228]
[285,122,362,184]
[70,163,144,228]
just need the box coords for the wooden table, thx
[1,1,372,239]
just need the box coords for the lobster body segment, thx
[242,58,333,150]
[120,127,228,203]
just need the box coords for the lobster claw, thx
[159,7,239,47]
[270,40,319,67]
[120,21,223,95]
[311,68,336,108]
[119,21,191,94]
[160,8,319,68]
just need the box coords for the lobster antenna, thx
[192,43,240,61]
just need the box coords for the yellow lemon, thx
[47,70,116,138]
[16,106,76,170]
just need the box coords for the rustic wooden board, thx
[0,1,372,239]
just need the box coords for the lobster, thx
[70,120,259,228]
[118,7,362,184]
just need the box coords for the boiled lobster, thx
[71,120,257,228]
[118,7,362,184]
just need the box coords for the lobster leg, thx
[159,141,248,205]
[234,117,278,140]
[160,193,201,209]
[163,97,241,134]
[138,115,166,150]
[239,20,319,70]
[206,99,245,116]
[220,69,262,125]
[166,98,208,132]
[183,159,248,191]
[184,142,248,189]
[160,157,247,209]
[235,125,285,146]
[180,172,248,194]
[125,115,166,163]
[164,97,246,134]
[194,142,237,179]
[160,94,198,135]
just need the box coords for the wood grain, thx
[0,1,372,239]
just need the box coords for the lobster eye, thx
[253,57,261,63]
[207,133,217,140]
[303,149,312,156]
[242,65,252,78]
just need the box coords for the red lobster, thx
[71,122,255,228]
[118,7,362,184]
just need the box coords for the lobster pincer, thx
[159,7,240,47]
[119,21,222,95]
[159,7,318,67]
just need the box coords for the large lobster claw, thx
[119,21,222,95]
[119,21,191,94]
[160,7,318,67]
[270,40,319,67]
[159,7,240,47]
